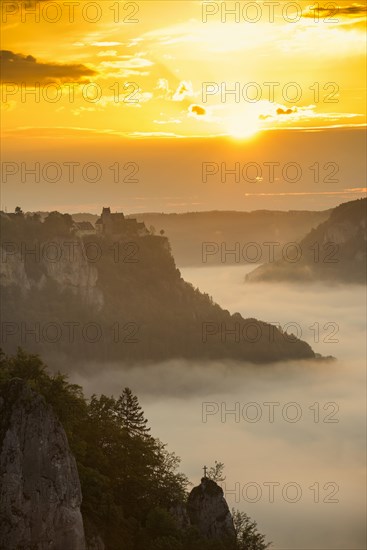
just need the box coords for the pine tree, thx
[117,387,151,438]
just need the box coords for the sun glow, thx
[225,113,261,139]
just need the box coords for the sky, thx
[1,0,366,212]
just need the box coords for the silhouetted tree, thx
[207,461,226,483]
[117,387,150,438]
[232,509,271,550]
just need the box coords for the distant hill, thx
[130,210,331,266]
[246,198,366,284]
[0,210,315,365]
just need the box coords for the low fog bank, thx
[67,267,365,550]
[70,355,365,550]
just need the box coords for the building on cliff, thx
[95,207,148,237]
[74,221,95,236]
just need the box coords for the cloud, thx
[91,42,122,47]
[97,50,118,58]
[172,80,193,101]
[243,189,367,197]
[99,56,153,77]
[154,118,182,125]
[303,3,367,18]
[189,104,206,117]
[302,3,367,29]
[0,50,96,84]
[334,4,367,16]
[276,107,295,116]
[101,57,153,69]
[155,78,172,99]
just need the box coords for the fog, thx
[71,265,366,549]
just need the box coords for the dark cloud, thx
[303,4,366,18]
[276,107,295,116]
[0,50,97,84]
[189,104,206,116]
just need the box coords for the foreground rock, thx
[187,477,236,540]
[0,379,86,550]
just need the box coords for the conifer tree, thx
[117,387,151,438]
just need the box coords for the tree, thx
[117,387,150,438]
[43,211,73,235]
[160,229,165,236]
[207,461,226,483]
[15,206,23,215]
[31,213,41,223]
[232,510,271,550]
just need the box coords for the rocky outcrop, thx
[246,198,367,283]
[0,379,86,550]
[187,477,236,540]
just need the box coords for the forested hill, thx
[0,210,315,364]
[246,198,367,284]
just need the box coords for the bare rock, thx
[0,379,86,550]
[187,477,236,540]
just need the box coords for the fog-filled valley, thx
[2,2,366,547]
[67,264,366,550]
[1,202,365,548]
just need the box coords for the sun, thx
[225,112,261,140]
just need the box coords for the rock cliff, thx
[0,379,86,550]
[246,198,366,283]
[0,236,104,310]
[0,210,316,363]
[0,377,238,549]
[187,477,236,540]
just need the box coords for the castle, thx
[95,207,148,237]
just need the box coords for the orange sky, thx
[1,0,366,212]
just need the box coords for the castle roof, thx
[75,221,94,230]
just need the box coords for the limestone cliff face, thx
[0,379,86,550]
[187,477,236,540]
[0,239,104,310]
[0,248,31,291]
